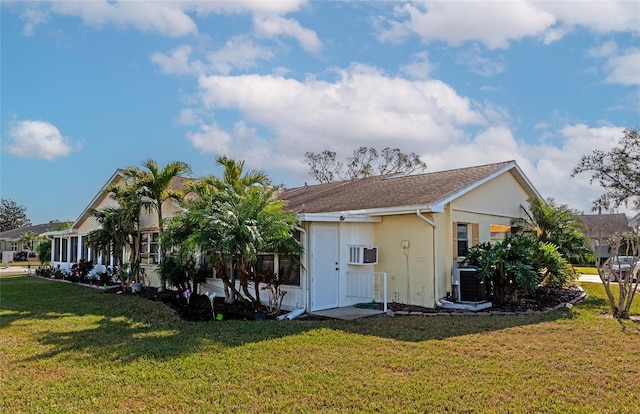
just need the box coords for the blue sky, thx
[1,1,639,224]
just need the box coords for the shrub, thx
[463,235,573,305]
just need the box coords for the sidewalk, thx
[0,266,32,275]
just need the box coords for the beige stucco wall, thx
[373,214,435,307]
[370,172,533,308]
[453,172,530,218]
[451,171,530,244]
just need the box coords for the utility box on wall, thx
[348,245,378,265]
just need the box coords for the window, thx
[256,254,275,275]
[457,223,469,257]
[221,231,301,287]
[70,237,78,263]
[278,255,301,286]
[61,238,68,262]
[140,232,160,264]
[54,238,61,261]
[10,242,18,251]
[453,222,479,259]
[252,253,301,286]
[81,238,89,261]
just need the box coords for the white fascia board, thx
[42,228,75,237]
[337,204,435,217]
[296,213,382,223]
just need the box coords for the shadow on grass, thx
[1,276,572,363]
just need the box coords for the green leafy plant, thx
[463,235,573,304]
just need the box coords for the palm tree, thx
[186,155,270,205]
[165,156,300,306]
[86,206,135,273]
[512,198,593,264]
[119,159,191,289]
[104,183,144,283]
[19,231,39,263]
[166,184,301,306]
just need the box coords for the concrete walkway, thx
[0,265,32,275]
[310,306,385,321]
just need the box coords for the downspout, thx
[416,210,437,306]
[295,225,309,313]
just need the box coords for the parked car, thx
[604,256,639,282]
[13,251,28,261]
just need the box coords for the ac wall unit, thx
[348,245,378,265]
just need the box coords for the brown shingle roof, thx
[279,160,519,213]
[578,213,631,236]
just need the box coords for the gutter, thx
[295,225,309,313]
[416,210,438,306]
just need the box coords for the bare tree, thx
[572,128,640,210]
[598,233,639,319]
[305,147,427,183]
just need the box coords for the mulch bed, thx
[103,284,584,322]
[387,285,584,314]
[105,286,279,322]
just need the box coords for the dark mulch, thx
[107,284,584,321]
[105,286,279,322]
[387,285,584,314]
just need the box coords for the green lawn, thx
[1,275,639,413]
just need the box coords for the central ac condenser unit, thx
[451,267,487,303]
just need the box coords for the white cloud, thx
[604,48,640,86]
[152,37,275,76]
[587,40,618,58]
[194,64,485,159]
[537,1,640,35]
[378,1,638,48]
[185,122,232,154]
[151,45,203,75]
[3,119,81,160]
[206,36,276,75]
[21,7,49,36]
[49,1,198,37]
[253,14,322,53]
[587,41,640,86]
[399,51,434,80]
[456,49,505,77]
[379,1,556,49]
[16,0,312,42]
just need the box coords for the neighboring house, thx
[577,213,632,260]
[44,170,190,286]
[0,222,67,262]
[629,212,640,233]
[49,160,542,312]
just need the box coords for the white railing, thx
[346,271,388,312]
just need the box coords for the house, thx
[44,170,190,286]
[577,213,632,260]
[49,160,542,312]
[203,160,541,311]
[0,222,68,263]
[629,212,640,233]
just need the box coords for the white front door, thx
[311,225,339,311]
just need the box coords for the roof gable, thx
[279,160,540,214]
